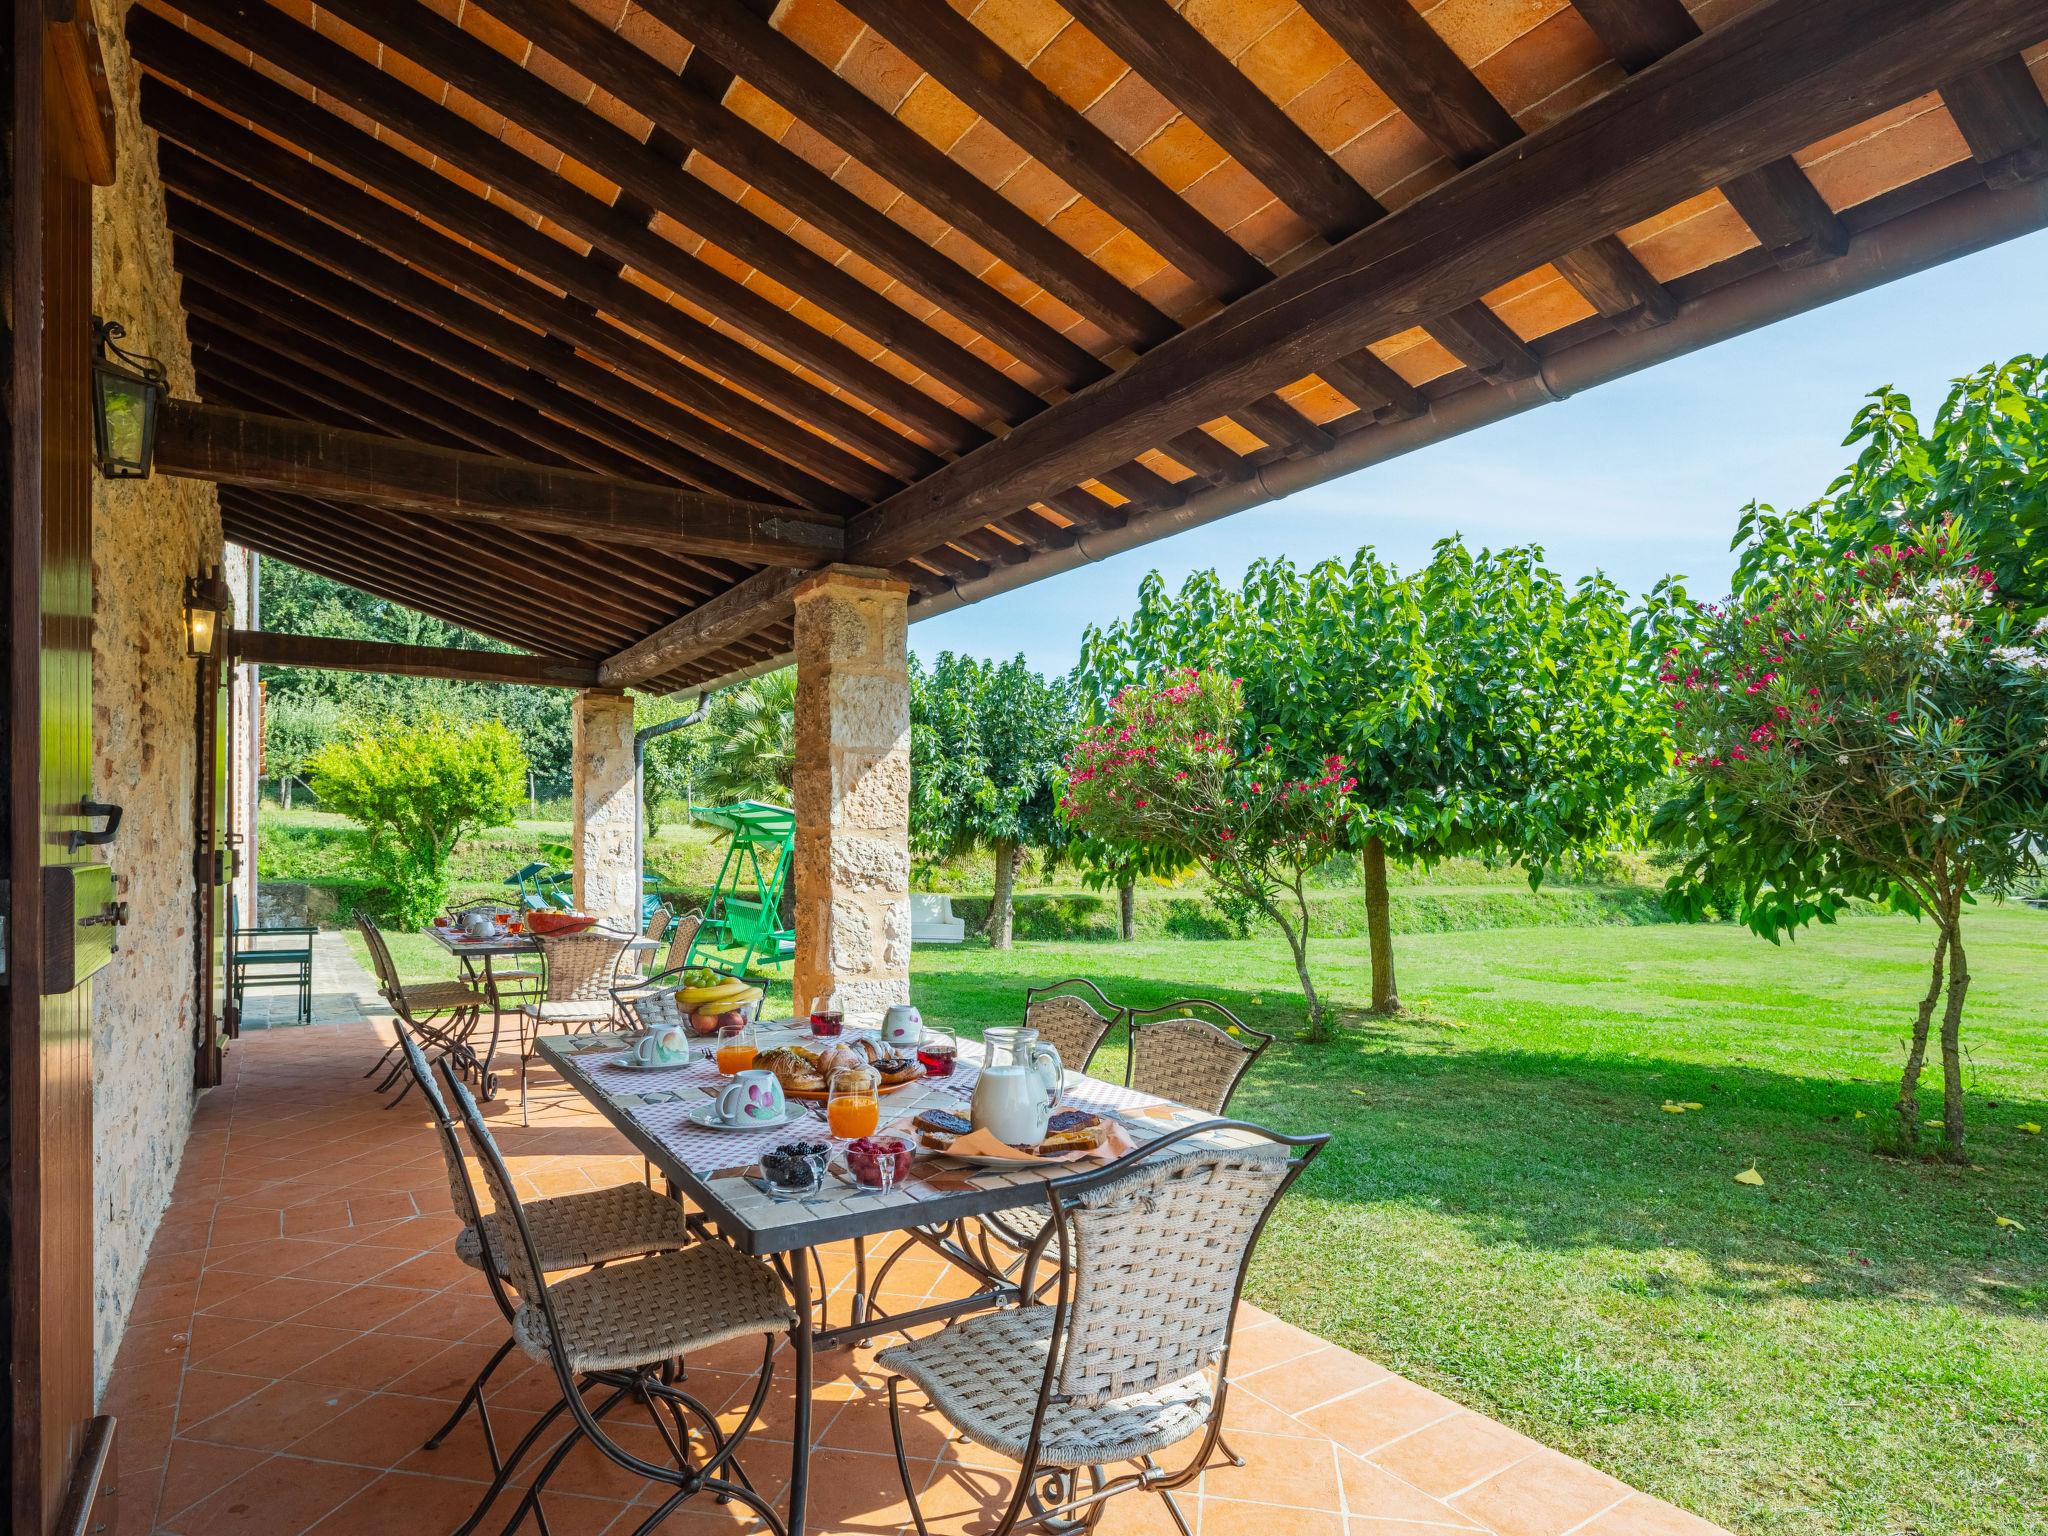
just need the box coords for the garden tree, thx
[1080,541,1669,1011]
[1779,355,2047,615]
[684,669,797,808]
[1061,671,1357,1037]
[307,714,527,925]
[1657,514,2048,1160]
[635,691,713,836]
[910,652,1078,949]
[258,561,573,790]
[262,691,342,808]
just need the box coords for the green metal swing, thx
[690,800,797,975]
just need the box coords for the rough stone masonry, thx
[791,566,912,1023]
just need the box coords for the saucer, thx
[684,1100,809,1132]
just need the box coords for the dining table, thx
[534,1018,1261,1536]
[425,922,658,1098]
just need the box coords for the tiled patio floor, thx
[103,953,1728,1536]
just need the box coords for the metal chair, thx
[879,1120,1327,1536]
[1023,977,1126,1075]
[391,1021,692,1499]
[354,910,493,1103]
[440,1057,800,1536]
[513,929,634,1123]
[226,891,314,1027]
[1125,998,1274,1117]
[613,909,703,1006]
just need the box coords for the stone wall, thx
[571,690,639,927]
[85,0,224,1398]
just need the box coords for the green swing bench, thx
[689,800,796,975]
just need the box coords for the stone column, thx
[792,566,911,1024]
[571,689,638,927]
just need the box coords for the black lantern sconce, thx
[92,317,167,480]
[184,568,233,659]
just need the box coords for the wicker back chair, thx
[536,931,633,1007]
[1125,998,1274,1116]
[1023,977,1124,1074]
[662,909,703,971]
[439,1058,797,1536]
[877,1120,1327,1536]
[612,911,705,1007]
[354,910,491,1104]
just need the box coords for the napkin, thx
[940,1120,1135,1164]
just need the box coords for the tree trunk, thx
[1263,894,1325,1041]
[1939,902,1970,1162]
[281,775,293,810]
[1363,834,1399,1013]
[1894,923,1946,1150]
[1118,879,1136,942]
[987,838,1019,950]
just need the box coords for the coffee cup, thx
[880,1003,922,1050]
[631,1026,688,1067]
[715,1069,786,1126]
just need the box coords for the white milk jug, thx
[970,1027,1064,1146]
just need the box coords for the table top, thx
[425,924,656,957]
[536,1021,1237,1257]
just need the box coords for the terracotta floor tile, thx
[396,1402,547,1483]
[285,1390,466,1469]
[1369,1409,1544,1500]
[285,1243,411,1287]
[374,1288,504,1341]
[182,1378,367,1452]
[1572,1493,1727,1534]
[199,1275,351,1324]
[1338,1448,1489,1527]
[1450,1448,1632,1536]
[1204,1497,1347,1536]
[184,1314,273,1364]
[205,1237,343,1281]
[157,1453,377,1536]
[1298,1378,1464,1457]
[1235,1344,1392,1416]
[286,1331,430,1393]
[172,1369,271,1432]
[798,1447,931,1535]
[204,1321,359,1380]
[152,1438,272,1526]
[1223,1316,1329,1375]
[280,1200,355,1237]
[385,1338,514,1401]
[291,1282,439,1334]
[1198,1428,1345,1509]
[302,1470,496,1535]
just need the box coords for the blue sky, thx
[909,226,2048,677]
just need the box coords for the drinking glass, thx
[916,1026,958,1078]
[808,989,845,1039]
[826,1065,880,1139]
[715,1019,758,1075]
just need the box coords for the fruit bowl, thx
[525,911,599,937]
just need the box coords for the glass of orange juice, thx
[826,1064,880,1139]
[714,1019,757,1075]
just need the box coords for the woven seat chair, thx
[1126,998,1274,1116]
[1024,977,1125,1074]
[879,1120,1327,1536]
[392,1022,691,1494]
[514,929,633,1123]
[355,910,492,1104]
[439,1058,800,1536]
[613,909,704,1005]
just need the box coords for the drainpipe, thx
[908,175,2048,621]
[633,695,709,909]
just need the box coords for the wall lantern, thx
[92,317,167,480]
[184,569,233,659]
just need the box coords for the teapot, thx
[970,1027,1064,1147]
[461,910,497,939]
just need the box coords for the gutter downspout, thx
[633,695,708,906]
[909,175,2048,621]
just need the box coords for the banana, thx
[678,980,752,1005]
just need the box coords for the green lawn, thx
[351,907,2048,1533]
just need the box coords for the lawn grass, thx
[349,906,2048,1533]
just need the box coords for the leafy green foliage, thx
[910,652,1077,946]
[307,715,527,925]
[1078,538,1669,1007]
[1657,508,2048,1156]
[1060,671,1356,1034]
[658,669,796,812]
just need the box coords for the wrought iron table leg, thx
[788,1253,813,1536]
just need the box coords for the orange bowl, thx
[525,911,599,937]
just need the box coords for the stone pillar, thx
[571,689,638,927]
[792,566,911,1024]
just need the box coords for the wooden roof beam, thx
[1941,57,2048,188]
[227,630,601,689]
[1297,0,1675,332]
[600,568,814,688]
[637,0,1146,369]
[1570,0,1847,267]
[131,5,976,457]
[160,402,845,567]
[849,0,2046,566]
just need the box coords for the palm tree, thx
[693,668,796,807]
